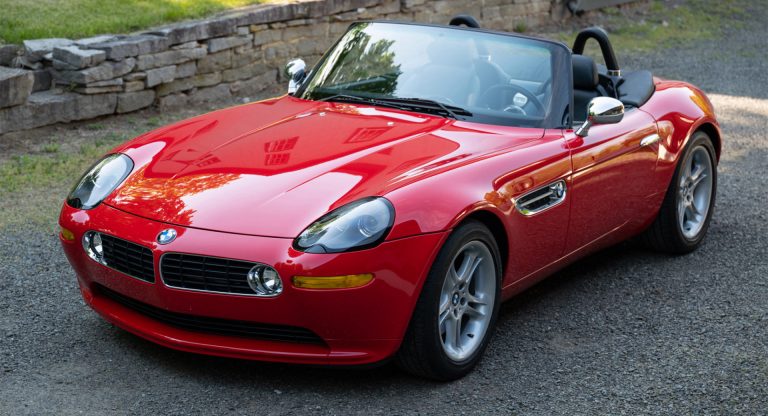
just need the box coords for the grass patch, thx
[0,134,130,229]
[0,107,195,230]
[552,0,748,61]
[0,0,268,44]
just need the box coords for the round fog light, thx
[247,265,283,296]
[82,231,106,265]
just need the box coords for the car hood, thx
[105,96,541,237]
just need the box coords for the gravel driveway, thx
[2,4,767,415]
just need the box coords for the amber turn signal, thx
[60,227,75,241]
[292,274,374,289]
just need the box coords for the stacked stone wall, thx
[0,0,579,134]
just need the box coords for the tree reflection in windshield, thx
[317,23,402,95]
[299,22,572,129]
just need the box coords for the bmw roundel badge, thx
[157,229,177,245]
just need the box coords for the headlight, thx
[67,154,134,210]
[293,197,395,253]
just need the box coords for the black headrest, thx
[572,54,598,90]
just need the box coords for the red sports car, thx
[60,19,720,380]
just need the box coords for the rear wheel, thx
[396,220,501,380]
[642,131,717,253]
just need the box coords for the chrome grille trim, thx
[160,253,267,296]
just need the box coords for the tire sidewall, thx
[420,221,502,377]
[671,131,718,248]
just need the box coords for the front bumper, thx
[60,203,446,365]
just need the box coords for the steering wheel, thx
[479,84,545,116]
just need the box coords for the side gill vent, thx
[515,180,567,216]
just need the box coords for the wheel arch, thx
[451,208,510,276]
[695,121,722,162]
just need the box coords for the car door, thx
[488,129,573,283]
[564,107,659,252]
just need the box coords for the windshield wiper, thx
[376,97,473,119]
[317,94,408,111]
[318,94,471,120]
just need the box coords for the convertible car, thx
[59,17,720,380]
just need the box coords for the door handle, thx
[640,133,661,147]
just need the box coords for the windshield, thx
[297,22,572,128]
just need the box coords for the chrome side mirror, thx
[284,59,307,95]
[575,96,625,137]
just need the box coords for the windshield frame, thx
[295,20,573,129]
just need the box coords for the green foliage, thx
[0,0,267,44]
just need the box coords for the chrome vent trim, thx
[515,179,567,216]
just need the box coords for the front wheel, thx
[396,220,502,380]
[642,130,717,253]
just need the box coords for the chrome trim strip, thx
[640,133,661,147]
[159,252,281,297]
[514,179,567,216]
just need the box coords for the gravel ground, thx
[1,4,767,415]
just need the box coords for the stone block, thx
[230,69,277,97]
[0,91,116,134]
[75,35,118,47]
[124,72,147,82]
[0,67,35,108]
[253,28,283,46]
[237,26,250,36]
[54,58,136,85]
[221,61,267,83]
[146,17,237,45]
[31,70,52,92]
[0,44,21,66]
[75,84,123,94]
[172,41,199,50]
[23,38,73,62]
[136,47,207,70]
[52,46,106,69]
[124,81,145,92]
[52,59,81,71]
[156,77,195,96]
[117,90,155,113]
[89,35,170,60]
[325,0,381,15]
[207,35,254,53]
[262,42,294,61]
[190,83,231,104]
[236,3,295,26]
[232,49,258,67]
[176,61,197,78]
[145,65,177,87]
[196,50,232,73]
[157,93,189,110]
[193,72,222,88]
[87,78,124,87]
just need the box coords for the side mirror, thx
[575,97,624,137]
[284,59,307,95]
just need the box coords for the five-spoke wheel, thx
[397,221,502,380]
[643,130,717,253]
[438,241,496,361]
[677,145,714,239]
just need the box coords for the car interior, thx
[447,17,656,126]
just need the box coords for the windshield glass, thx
[298,22,571,128]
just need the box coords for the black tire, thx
[396,220,502,381]
[642,130,717,253]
